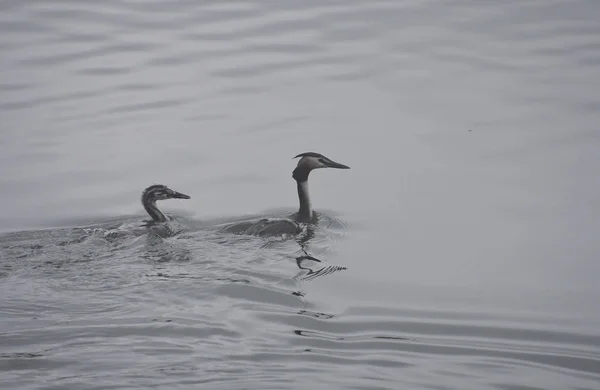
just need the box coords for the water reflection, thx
[2,0,600,388]
[294,249,347,282]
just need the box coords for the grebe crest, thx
[141,184,190,223]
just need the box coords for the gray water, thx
[2,0,600,389]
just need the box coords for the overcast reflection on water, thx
[1,1,600,389]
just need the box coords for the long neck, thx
[142,198,167,222]
[296,180,312,222]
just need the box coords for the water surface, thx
[1,0,600,389]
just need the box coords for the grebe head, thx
[142,184,191,201]
[141,184,190,223]
[292,152,350,182]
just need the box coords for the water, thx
[1,0,600,388]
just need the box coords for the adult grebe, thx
[224,152,350,236]
[141,184,191,222]
[291,152,350,222]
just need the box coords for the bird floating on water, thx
[141,184,191,223]
[224,152,350,236]
[84,184,191,240]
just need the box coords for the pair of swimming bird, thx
[141,152,350,236]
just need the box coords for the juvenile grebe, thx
[141,184,191,222]
[85,184,191,240]
[224,152,350,236]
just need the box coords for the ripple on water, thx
[1,221,600,389]
[2,0,600,389]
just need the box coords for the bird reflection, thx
[293,248,347,282]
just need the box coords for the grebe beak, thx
[323,159,350,169]
[172,191,191,199]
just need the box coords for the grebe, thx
[223,152,350,236]
[141,184,191,222]
[291,152,350,222]
[84,184,191,240]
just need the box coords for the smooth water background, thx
[2,1,600,389]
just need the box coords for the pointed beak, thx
[172,191,191,199]
[324,159,350,169]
